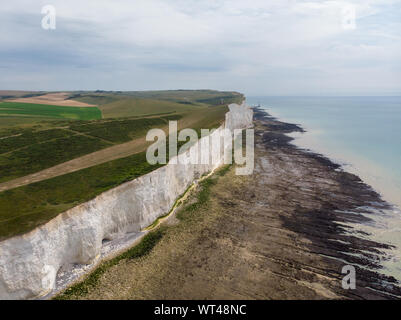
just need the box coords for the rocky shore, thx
[65,108,401,300]
[253,108,401,299]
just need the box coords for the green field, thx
[98,98,200,119]
[0,150,162,240]
[0,129,71,153]
[0,90,244,240]
[0,102,102,120]
[114,90,244,105]
[69,116,174,143]
[70,89,242,103]
[0,112,230,240]
[0,134,111,183]
[0,115,185,183]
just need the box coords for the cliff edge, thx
[0,102,253,300]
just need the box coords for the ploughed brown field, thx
[5,92,96,107]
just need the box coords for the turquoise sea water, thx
[247,96,401,209]
[247,96,401,279]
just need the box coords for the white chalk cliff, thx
[0,103,253,300]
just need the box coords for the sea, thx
[247,96,401,280]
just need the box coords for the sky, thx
[0,0,400,96]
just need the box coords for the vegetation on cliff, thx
[0,90,243,240]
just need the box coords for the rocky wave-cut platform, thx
[65,107,401,300]
[253,107,401,299]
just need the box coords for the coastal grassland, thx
[0,129,71,153]
[0,150,163,240]
[0,90,239,240]
[0,106,227,190]
[115,90,244,105]
[0,114,228,240]
[0,116,179,183]
[69,90,243,118]
[0,102,102,120]
[0,116,70,131]
[66,93,120,106]
[68,116,173,143]
[56,164,231,300]
[0,102,227,185]
[0,134,111,183]
[68,93,204,118]
[98,98,201,118]
[184,105,229,129]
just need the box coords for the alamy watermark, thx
[41,5,56,30]
[41,265,57,290]
[341,4,356,30]
[342,265,356,290]
[40,3,356,32]
[40,2,357,30]
[146,121,254,176]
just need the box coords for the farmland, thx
[0,110,228,240]
[0,90,243,239]
[0,133,110,183]
[0,149,161,239]
[69,116,174,143]
[68,90,243,118]
[0,102,102,120]
[0,116,185,183]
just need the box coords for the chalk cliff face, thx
[0,103,253,300]
[225,102,253,131]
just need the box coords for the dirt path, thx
[0,136,151,192]
[65,109,401,300]
[0,114,220,192]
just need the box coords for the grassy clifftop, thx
[0,102,101,120]
[0,90,242,240]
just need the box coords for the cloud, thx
[0,0,400,95]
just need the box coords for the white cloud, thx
[0,0,400,94]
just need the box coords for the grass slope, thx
[69,117,173,143]
[0,134,111,183]
[0,90,241,240]
[119,90,244,105]
[70,90,244,119]
[0,150,163,240]
[0,115,228,240]
[0,116,183,183]
[98,97,200,119]
[0,102,102,120]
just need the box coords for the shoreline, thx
[259,107,401,280]
[263,107,401,211]
[254,108,401,290]
[63,107,401,300]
